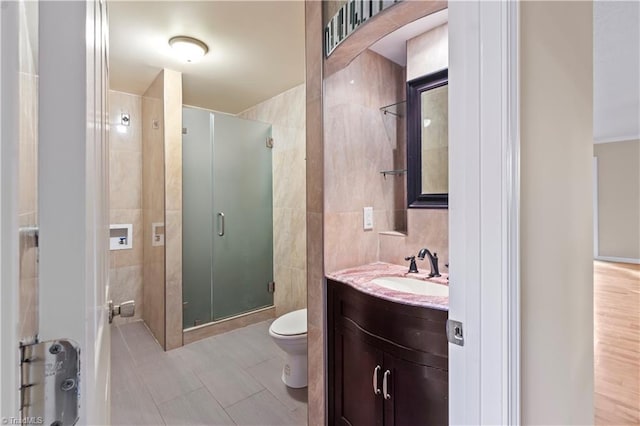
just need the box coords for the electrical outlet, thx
[363,207,373,230]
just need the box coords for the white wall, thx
[594,139,640,261]
[521,2,594,424]
[594,1,640,143]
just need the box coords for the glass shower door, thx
[182,107,213,327]
[211,113,273,320]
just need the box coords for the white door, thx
[448,2,520,425]
[0,1,111,424]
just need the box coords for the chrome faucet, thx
[417,248,441,277]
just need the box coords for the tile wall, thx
[379,23,450,268]
[142,72,166,348]
[109,90,144,325]
[141,69,183,350]
[239,84,308,317]
[163,69,183,350]
[304,1,325,424]
[323,49,405,273]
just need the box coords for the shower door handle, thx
[217,212,225,236]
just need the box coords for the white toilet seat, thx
[270,308,307,336]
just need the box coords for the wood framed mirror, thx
[407,68,449,208]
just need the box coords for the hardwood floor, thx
[594,261,640,425]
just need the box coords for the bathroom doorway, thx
[107,2,308,424]
[592,1,640,423]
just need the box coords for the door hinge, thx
[268,281,275,293]
[446,319,464,346]
[19,339,80,425]
[266,137,274,148]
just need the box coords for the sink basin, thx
[371,276,449,297]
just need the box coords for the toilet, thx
[269,308,308,388]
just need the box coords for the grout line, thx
[201,386,237,422]
[112,319,305,425]
[111,323,167,425]
[115,323,168,424]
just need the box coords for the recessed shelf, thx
[110,224,133,250]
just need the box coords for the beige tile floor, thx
[111,319,307,425]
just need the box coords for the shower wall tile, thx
[110,150,142,210]
[163,69,183,351]
[109,91,144,324]
[164,210,182,283]
[290,208,307,267]
[163,69,183,212]
[305,3,325,423]
[273,265,292,316]
[306,211,324,331]
[110,265,143,325]
[305,98,323,215]
[142,72,166,348]
[143,260,165,348]
[110,91,142,152]
[165,279,183,350]
[238,84,307,318]
[307,324,325,426]
[290,267,308,311]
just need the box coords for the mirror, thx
[407,69,449,208]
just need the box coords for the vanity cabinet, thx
[328,279,448,426]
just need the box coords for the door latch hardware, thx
[20,339,80,425]
[267,281,275,293]
[108,300,135,324]
[446,319,464,346]
[266,137,274,148]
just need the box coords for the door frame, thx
[0,0,21,417]
[1,0,110,422]
[448,1,520,424]
[38,1,110,423]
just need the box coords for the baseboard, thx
[183,306,275,345]
[595,256,640,265]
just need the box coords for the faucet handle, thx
[405,256,419,273]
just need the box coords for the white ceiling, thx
[594,1,640,143]
[108,1,305,114]
[109,1,638,139]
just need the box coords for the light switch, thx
[363,207,373,230]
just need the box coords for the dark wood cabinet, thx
[328,279,448,426]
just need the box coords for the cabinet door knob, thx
[383,370,391,400]
[372,365,382,395]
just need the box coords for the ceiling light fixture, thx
[168,36,208,63]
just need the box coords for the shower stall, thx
[182,107,274,329]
